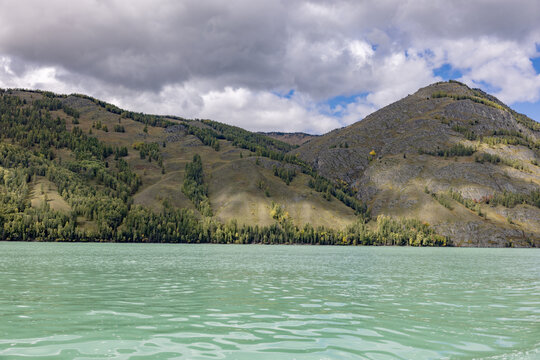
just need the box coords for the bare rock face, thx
[164,124,188,143]
[293,81,540,246]
[434,221,529,247]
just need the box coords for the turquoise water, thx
[0,243,538,359]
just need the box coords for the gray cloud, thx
[0,0,290,91]
[0,0,538,133]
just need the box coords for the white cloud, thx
[89,82,340,133]
[423,38,540,104]
[0,57,72,93]
[366,51,438,107]
[341,100,378,127]
[199,87,340,133]
[349,41,375,68]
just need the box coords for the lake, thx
[0,243,538,359]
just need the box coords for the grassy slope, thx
[30,177,71,214]
[33,93,358,229]
[364,155,531,245]
[208,157,357,227]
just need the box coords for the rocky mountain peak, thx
[292,81,539,246]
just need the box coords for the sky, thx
[0,0,539,134]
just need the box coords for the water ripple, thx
[0,243,538,359]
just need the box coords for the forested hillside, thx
[0,88,449,246]
[1,82,538,247]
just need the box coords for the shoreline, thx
[1,240,537,248]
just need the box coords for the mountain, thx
[0,81,538,246]
[294,81,540,246]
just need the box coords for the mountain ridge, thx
[293,81,540,246]
[0,81,538,246]
[258,132,319,146]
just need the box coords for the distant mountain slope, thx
[259,132,319,146]
[293,81,540,246]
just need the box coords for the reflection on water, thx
[0,243,538,359]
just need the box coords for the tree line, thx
[419,143,476,157]
[182,154,212,216]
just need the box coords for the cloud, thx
[0,0,538,133]
[439,38,540,103]
[0,56,71,93]
[109,83,341,133]
[199,87,341,133]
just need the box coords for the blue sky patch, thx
[323,92,369,115]
[433,63,463,80]
[531,57,540,74]
[273,89,295,99]
[513,101,540,122]
[470,80,501,94]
